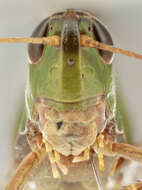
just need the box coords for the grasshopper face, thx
[26,9,114,115]
[25,9,115,157]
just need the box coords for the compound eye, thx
[28,18,49,64]
[93,18,114,64]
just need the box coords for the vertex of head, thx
[61,10,80,53]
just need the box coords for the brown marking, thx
[103,119,117,143]
[64,11,77,19]
[26,120,43,151]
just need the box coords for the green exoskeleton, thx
[3,9,142,190]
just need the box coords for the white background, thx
[0,0,142,187]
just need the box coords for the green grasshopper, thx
[3,9,142,190]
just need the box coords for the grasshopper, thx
[2,9,142,190]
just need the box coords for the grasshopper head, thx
[26,9,114,117]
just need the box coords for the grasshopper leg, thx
[97,136,142,164]
[5,145,46,190]
[109,157,125,176]
[93,133,142,173]
[110,143,142,163]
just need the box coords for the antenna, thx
[0,35,142,61]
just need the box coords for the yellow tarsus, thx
[98,152,104,171]
[97,135,105,171]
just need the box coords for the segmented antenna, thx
[91,159,104,190]
[0,35,142,61]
